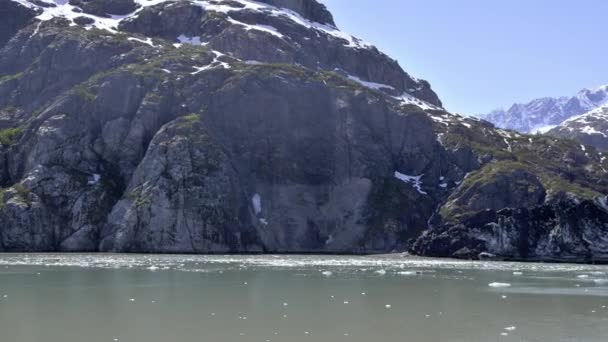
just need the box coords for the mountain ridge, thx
[483,85,608,133]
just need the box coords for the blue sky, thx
[321,0,607,115]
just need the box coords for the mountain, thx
[483,85,608,133]
[548,105,608,151]
[1,0,607,261]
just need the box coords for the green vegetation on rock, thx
[0,126,24,146]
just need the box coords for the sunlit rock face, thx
[548,105,608,151]
[0,0,607,260]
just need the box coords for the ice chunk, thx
[488,282,511,288]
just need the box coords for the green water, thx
[0,254,607,342]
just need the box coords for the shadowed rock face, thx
[0,0,38,49]
[413,194,608,262]
[258,0,335,26]
[68,0,140,16]
[0,0,607,261]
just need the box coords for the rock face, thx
[413,194,608,262]
[258,0,335,26]
[0,0,38,49]
[0,0,607,261]
[548,105,608,151]
[484,85,608,133]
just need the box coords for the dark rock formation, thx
[413,193,608,262]
[0,0,38,49]
[69,0,139,16]
[258,0,335,26]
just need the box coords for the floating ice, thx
[375,269,387,275]
[321,271,332,277]
[488,282,511,288]
[577,275,590,279]
[504,326,516,331]
[513,271,523,276]
[385,304,391,309]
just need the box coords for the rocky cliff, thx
[0,0,607,261]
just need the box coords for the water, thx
[0,254,607,342]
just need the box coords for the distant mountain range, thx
[483,85,608,133]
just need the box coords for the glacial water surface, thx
[0,254,607,342]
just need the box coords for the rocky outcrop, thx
[413,193,608,262]
[116,0,442,106]
[69,0,139,16]
[548,105,608,151]
[0,0,38,49]
[0,0,606,261]
[258,0,335,26]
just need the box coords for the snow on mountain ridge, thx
[9,0,373,49]
[484,84,608,133]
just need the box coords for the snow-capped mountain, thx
[549,105,608,151]
[483,85,608,133]
[4,0,443,107]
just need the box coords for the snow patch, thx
[346,74,395,91]
[177,34,204,46]
[227,18,284,38]
[394,93,440,111]
[87,174,101,185]
[128,37,156,47]
[394,171,427,195]
[191,51,230,74]
[252,193,262,215]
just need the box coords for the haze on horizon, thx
[321,0,607,115]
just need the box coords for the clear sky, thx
[321,0,607,115]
